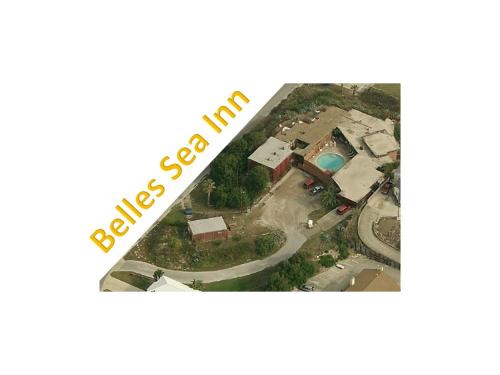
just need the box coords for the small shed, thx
[187,216,230,242]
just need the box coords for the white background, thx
[1,1,499,374]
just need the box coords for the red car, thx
[303,179,315,189]
[336,204,351,215]
[381,182,392,195]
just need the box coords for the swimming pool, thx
[316,153,345,172]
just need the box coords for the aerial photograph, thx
[100,83,401,292]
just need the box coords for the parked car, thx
[336,204,351,215]
[310,185,325,195]
[335,264,345,270]
[303,178,315,189]
[299,284,315,292]
[381,182,392,195]
[184,207,193,215]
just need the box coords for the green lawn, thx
[111,271,155,291]
[373,84,400,98]
[202,266,277,291]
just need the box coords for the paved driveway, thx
[307,254,400,291]
[358,190,401,263]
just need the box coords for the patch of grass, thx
[202,266,277,291]
[308,207,330,222]
[111,271,155,291]
[163,206,187,226]
[373,84,400,99]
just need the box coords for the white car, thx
[336,264,345,269]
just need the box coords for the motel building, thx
[247,136,294,182]
[187,216,230,242]
[249,106,400,207]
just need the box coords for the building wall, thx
[271,154,293,182]
[248,154,293,183]
[303,132,333,161]
[192,229,230,242]
[298,160,334,186]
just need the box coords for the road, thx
[114,229,306,284]
[358,189,401,264]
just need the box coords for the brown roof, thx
[344,269,400,292]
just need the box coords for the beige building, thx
[344,269,400,292]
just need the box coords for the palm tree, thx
[321,187,339,210]
[351,84,359,96]
[153,269,164,281]
[202,178,216,206]
[191,279,203,290]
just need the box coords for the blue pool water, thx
[316,153,345,171]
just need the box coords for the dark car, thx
[336,204,351,215]
[299,284,315,292]
[184,207,193,215]
[310,185,325,195]
[381,182,392,195]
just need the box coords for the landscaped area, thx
[110,271,155,291]
[124,202,286,271]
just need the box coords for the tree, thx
[202,178,216,206]
[190,279,203,290]
[351,84,359,96]
[227,187,250,209]
[267,273,291,291]
[153,269,164,281]
[319,254,335,268]
[212,186,229,208]
[243,130,266,153]
[255,232,279,256]
[210,153,241,186]
[321,187,339,209]
[337,242,349,260]
[244,165,270,199]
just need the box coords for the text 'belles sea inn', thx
[90,91,250,253]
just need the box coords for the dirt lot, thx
[256,168,323,233]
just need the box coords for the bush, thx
[319,254,335,268]
[337,242,349,260]
[266,253,318,291]
[255,232,280,256]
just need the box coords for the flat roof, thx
[336,109,394,153]
[276,106,350,157]
[247,136,293,169]
[333,155,384,203]
[188,216,228,235]
[344,269,400,291]
[363,132,400,157]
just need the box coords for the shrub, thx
[255,232,280,256]
[319,254,335,268]
[266,253,318,290]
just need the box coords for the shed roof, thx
[188,216,228,235]
[247,136,293,169]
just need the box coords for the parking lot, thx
[257,168,324,233]
[307,254,401,291]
